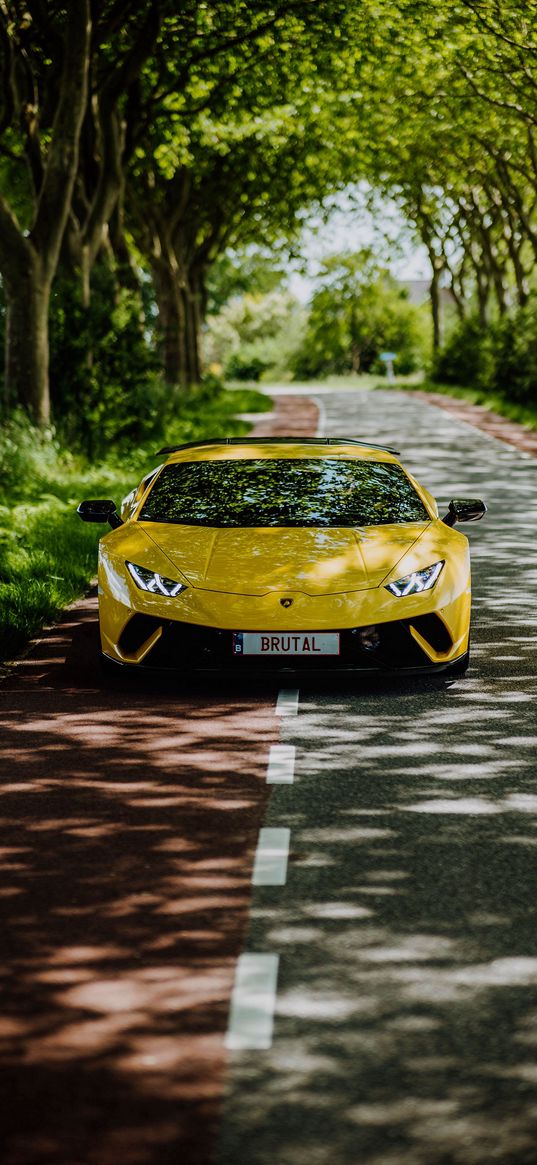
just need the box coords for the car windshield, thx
[138,458,429,528]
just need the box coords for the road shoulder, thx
[407,389,537,459]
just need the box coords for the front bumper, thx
[103,611,468,673]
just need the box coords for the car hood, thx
[139,522,431,596]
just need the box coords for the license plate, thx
[233,632,340,656]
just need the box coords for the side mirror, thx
[443,498,487,527]
[77,500,122,528]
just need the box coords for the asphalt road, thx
[1,388,536,1165]
[216,389,537,1165]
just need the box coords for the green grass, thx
[227,372,423,391]
[0,386,271,665]
[384,378,537,432]
[297,372,424,391]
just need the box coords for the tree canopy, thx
[1,0,537,425]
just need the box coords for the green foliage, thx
[205,289,305,382]
[2,0,537,430]
[225,353,269,382]
[493,299,537,408]
[0,277,6,397]
[0,412,134,661]
[431,316,497,393]
[290,251,429,380]
[0,137,35,232]
[432,298,537,408]
[124,0,366,396]
[0,412,62,501]
[49,264,161,456]
[206,249,287,314]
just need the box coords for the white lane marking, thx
[276,688,299,716]
[252,828,291,886]
[266,744,295,784]
[225,954,279,1050]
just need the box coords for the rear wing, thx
[156,437,400,456]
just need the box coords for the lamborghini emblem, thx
[280,598,293,608]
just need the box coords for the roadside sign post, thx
[379,351,397,382]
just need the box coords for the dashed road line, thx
[276,688,299,716]
[252,827,291,886]
[266,744,296,784]
[226,698,297,1053]
[225,954,280,1051]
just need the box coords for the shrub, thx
[0,411,62,499]
[49,264,160,456]
[432,299,537,407]
[431,315,497,391]
[204,289,304,382]
[225,351,271,381]
[493,298,537,407]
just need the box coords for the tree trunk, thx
[4,262,51,424]
[184,276,202,385]
[152,260,189,388]
[152,258,204,389]
[483,242,507,316]
[448,278,466,321]
[109,200,140,292]
[477,281,489,328]
[0,0,91,424]
[491,263,507,316]
[350,342,361,373]
[430,269,441,351]
[508,238,529,308]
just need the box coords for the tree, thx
[291,251,428,378]
[348,0,537,345]
[125,0,362,387]
[0,1,91,423]
[59,1,166,306]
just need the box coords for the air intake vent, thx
[410,614,453,653]
[118,614,163,655]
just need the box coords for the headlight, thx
[126,561,187,597]
[386,560,444,597]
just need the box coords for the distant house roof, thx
[399,279,455,306]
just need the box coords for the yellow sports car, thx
[77,437,486,675]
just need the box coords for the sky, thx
[288,184,430,302]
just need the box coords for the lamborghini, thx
[77,437,486,675]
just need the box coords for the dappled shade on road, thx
[220,671,537,1164]
[0,595,280,1165]
[217,388,537,1165]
